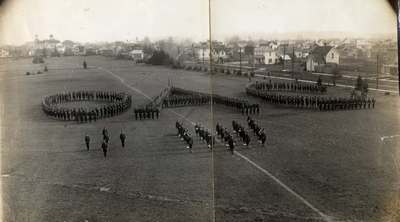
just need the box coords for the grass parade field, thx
[1,55,400,222]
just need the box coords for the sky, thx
[0,0,397,45]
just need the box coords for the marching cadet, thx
[194,123,200,136]
[101,140,108,159]
[244,133,250,146]
[85,134,90,151]
[102,127,109,143]
[187,137,193,152]
[134,109,138,120]
[372,98,375,108]
[260,133,266,146]
[102,127,108,138]
[119,131,126,148]
[83,60,87,69]
[156,109,159,119]
[104,134,110,144]
[228,138,235,155]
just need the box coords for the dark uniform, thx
[102,141,108,159]
[85,134,90,151]
[120,132,126,147]
[228,138,234,155]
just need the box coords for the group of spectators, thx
[42,91,132,122]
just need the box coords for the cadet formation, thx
[134,107,160,120]
[42,91,132,122]
[216,123,235,154]
[84,128,126,159]
[134,87,170,120]
[163,87,260,115]
[253,80,327,93]
[247,81,375,111]
[176,121,194,151]
[194,123,214,150]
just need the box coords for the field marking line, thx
[254,74,398,93]
[98,66,198,126]
[99,66,334,222]
[97,67,152,100]
[380,134,400,142]
[234,151,333,222]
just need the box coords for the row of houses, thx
[191,41,340,72]
[0,35,146,62]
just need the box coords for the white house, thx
[129,49,144,61]
[196,47,227,63]
[72,45,85,56]
[254,46,278,64]
[280,54,291,61]
[306,46,339,71]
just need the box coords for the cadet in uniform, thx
[120,131,126,148]
[228,138,235,155]
[85,134,90,151]
[102,141,108,159]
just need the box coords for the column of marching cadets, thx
[174,116,266,154]
[133,87,170,120]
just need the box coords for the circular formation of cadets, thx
[247,82,375,111]
[42,91,132,122]
[164,87,260,115]
[84,128,126,159]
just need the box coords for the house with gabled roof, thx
[306,46,339,72]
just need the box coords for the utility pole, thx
[202,46,205,65]
[376,54,379,90]
[239,47,242,74]
[292,47,295,79]
[282,44,286,71]
[398,0,400,95]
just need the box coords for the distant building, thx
[129,49,144,61]
[294,50,309,59]
[381,64,398,76]
[254,46,277,64]
[280,54,292,61]
[195,44,227,63]
[306,46,339,72]
[98,48,114,56]
[33,35,61,56]
[269,41,279,50]
[72,45,85,56]
[0,48,10,58]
